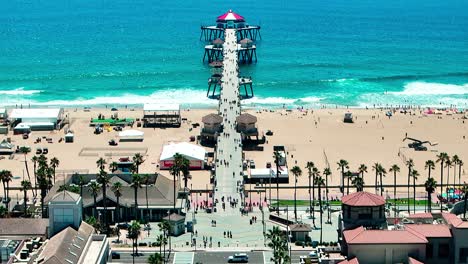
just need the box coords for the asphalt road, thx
[110,250,315,264]
[193,251,264,264]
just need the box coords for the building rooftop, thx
[408,257,424,264]
[342,191,385,207]
[408,212,433,219]
[236,113,257,124]
[49,190,81,203]
[217,10,245,22]
[343,226,428,244]
[9,108,63,119]
[289,223,312,232]
[143,103,180,112]
[163,213,186,222]
[0,219,49,238]
[339,257,360,264]
[442,212,468,228]
[160,142,206,161]
[36,222,94,264]
[202,113,223,124]
[405,224,452,238]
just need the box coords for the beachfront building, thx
[200,113,223,143]
[236,113,259,140]
[200,10,261,41]
[163,213,186,236]
[29,222,109,264]
[45,173,184,223]
[342,226,428,264]
[159,142,206,170]
[289,223,312,242]
[340,208,468,264]
[340,191,386,230]
[48,190,82,237]
[143,103,181,127]
[248,168,289,184]
[9,108,64,132]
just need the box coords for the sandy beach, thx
[1,106,467,203]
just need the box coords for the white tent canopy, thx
[160,142,206,161]
[144,103,180,112]
[119,130,144,137]
[10,108,63,119]
[119,130,144,142]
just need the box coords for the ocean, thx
[1,0,468,109]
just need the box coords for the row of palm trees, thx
[283,154,464,226]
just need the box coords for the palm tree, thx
[358,164,368,185]
[323,167,332,224]
[132,153,145,174]
[155,234,165,256]
[148,253,163,264]
[142,174,150,224]
[158,220,171,261]
[96,157,106,171]
[352,176,364,192]
[97,170,110,233]
[169,166,179,212]
[389,164,400,211]
[266,226,290,264]
[31,156,38,198]
[0,170,13,211]
[425,160,435,179]
[273,151,282,214]
[290,166,302,222]
[424,177,437,213]
[462,182,468,219]
[171,153,184,210]
[77,174,85,218]
[50,157,59,184]
[406,159,414,213]
[458,160,464,186]
[337,160,349,194]
[411,169,420,213]
[128,220,141,257]
[19,146,32,188]
[372,163,381,193]
[315,176,325,243]
[109,162,119,173]
[436,152,449,196]
[0,206,7,218]
[379,165,387,196]
[112,182,123,225]
[445,159,452,196]
[452,155,460,188]
[89,181,101,218]
[344,171,353,195]
[305,162,314,220]
[131,174,142,220]
[180,158,191,190]
[20,180,31,216]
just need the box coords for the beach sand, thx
[1,107,467,204]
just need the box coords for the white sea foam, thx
[391,81,468,95]
[13,89,218,107]
[0,87,42,95]
[244,96,322,105]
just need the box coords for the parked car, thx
[228,253,249,263]
[116,223,130,229]
[111,252,120,259]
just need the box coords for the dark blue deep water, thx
[1,0,468,108]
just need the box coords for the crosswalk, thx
[172,252,194,264]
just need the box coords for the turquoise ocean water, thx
[1,0,468,108]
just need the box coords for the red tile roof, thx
[408,257,424,264]
[442,212,468,228]
[344,226,428,244]
[408,212,433,219]
[405,224,452,238]
[338,257,360,264]
[342,191,385,206]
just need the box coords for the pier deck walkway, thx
[214,28,243,209]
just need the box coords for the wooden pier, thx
[200,25,261,42]
[203,44,257,64]
[207,75,253,99]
